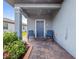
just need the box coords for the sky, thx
[3,0,27,24]
[3,0,14,20]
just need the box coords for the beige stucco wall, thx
[52,0,76,58]
[8,23,15,32]
[3,22,27,32]
[3,22,15,32]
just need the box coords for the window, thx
[3,22,8,29]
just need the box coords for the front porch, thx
[6,0,63,39]
[6,0,76,58]
[29,39,74,59]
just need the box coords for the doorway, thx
[35,19,45,38]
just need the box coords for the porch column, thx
[15,7,22,39]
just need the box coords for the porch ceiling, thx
[6,0,63,19]
[6,0,63,6]
[22,8,59,19]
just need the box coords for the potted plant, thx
[3,32,32,59]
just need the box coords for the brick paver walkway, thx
[29,39,75,59]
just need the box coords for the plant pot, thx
[3,44,33,59]
[23,44,32,59]
[3,51,10,59]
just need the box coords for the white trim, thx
[15,4,61,9]
[35,19,46,38]
[21,9,28,18]
[15,7,28,18]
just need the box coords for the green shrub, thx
[4,40,26,59]
[3,32,18,45]
[3,32,27,59]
